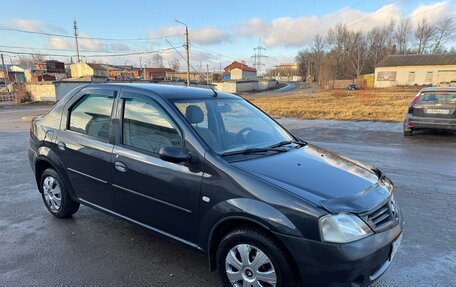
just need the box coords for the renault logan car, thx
[404,87,456,136]
[29,84,403,287]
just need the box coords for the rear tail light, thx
[407,121,413,127]
[411,94,420,103]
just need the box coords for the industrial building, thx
[374,54,456,88]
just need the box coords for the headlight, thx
[319,213,373,243]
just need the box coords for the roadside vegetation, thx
[246,88,419,122]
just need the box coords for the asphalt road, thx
[246,81,312,97]
[1,104,455,286]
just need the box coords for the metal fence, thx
[0,92,16,102]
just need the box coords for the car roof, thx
[420,86,456,92]
[88,83,241,100]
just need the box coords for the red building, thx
[144,68,175,80]
[35,60,65,74]
[223,61,256,74]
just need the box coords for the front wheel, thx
[216,227,299,287]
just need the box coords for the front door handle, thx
[57,141,66,151]
[114,161,128,173]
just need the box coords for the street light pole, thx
[175,19,190,87]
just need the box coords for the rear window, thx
[418,92,456,104]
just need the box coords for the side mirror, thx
[159,146,192,163]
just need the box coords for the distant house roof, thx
[376,54,456,67]
[87,63,108,70]
[224,61,256,72]
[102,65,123,71]
[145,68,175,72]
[36,60,64,65]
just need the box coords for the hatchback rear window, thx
[418,92,456,103]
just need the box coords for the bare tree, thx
[17,53,46,68]
[365,22,395,71]
[311,33,326,84]
[151,54,164,68]
[327,23,351,80]
[348,31,367,77]
[431,16,456,53]
[415,18,435,54]
[168,59,180,71]
[394,18,412,54]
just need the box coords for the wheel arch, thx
[203,198,303,272]
[206,216,299,273]
[33,147,76,200]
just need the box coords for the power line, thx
[268,0,452,56]
[0,44,163,53]
[0,47,179,58]
[0,25,182,41]
[165,39,207,83]
[268,0,370,56]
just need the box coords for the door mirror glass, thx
[159,146,191,163]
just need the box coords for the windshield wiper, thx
[268,140,308,148]
[221,147,287,157]
[221,140,307,157]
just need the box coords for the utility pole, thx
[1,54,9,86]
[175,20,190,87]
[206,64,209,85]
[185,25,190,86]
[139,57,146,80]
[73,20,80,62]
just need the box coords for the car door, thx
[55,87,118,210]
[111,90,202,243]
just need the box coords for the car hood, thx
[231,144,391,214]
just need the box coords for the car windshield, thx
[418,91,456,104]
[174,98,295,155]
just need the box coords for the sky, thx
[1,0,455,71]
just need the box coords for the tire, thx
[40,168,79,218]
[216,227,299,287]
[403,129,413,136]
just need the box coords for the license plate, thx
[426,109,450,114]
[390,234,402,261]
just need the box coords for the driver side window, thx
[122,96,182,154]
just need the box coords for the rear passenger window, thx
[122,97,182,154]
[69,94,114,140]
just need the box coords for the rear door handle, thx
[114,161,128,173]
[57,141,66,151]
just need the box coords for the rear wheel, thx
[40,168,79,218]
[216,227,299,287]
[403,120,413,136]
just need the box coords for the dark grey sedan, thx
[29,84,403,287]
[404,87,456,136]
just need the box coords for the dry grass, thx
[245,87,420,122]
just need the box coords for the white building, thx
[230,68,257,81]
[374,54,456,88]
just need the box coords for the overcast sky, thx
[1,0,455,70]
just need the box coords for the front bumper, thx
[275,213,404,287]
[405,114,456,131]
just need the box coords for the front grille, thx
[362,199,398,232]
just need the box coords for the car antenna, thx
[165,39,218,97]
